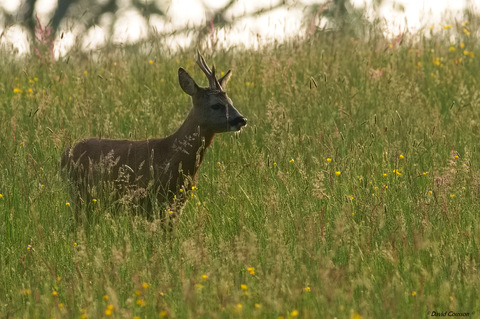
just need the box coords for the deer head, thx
[177,51,247,133]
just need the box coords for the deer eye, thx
[211,103,224,110]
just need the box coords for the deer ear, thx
[218,70,232,90]
[178,68,198,96]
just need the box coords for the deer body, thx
[61,52,246,217]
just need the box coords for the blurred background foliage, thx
[0,0,389,53]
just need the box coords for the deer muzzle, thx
[229,116,247,131]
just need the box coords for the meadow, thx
[1,16,480,318]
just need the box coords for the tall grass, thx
[1,16,480,318]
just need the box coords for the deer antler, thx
[196,50,222,91]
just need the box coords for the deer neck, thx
[169,108,215,177]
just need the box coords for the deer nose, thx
[230,117,247,127]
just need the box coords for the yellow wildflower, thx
[291,310,299,317]
[13,88,22,94]
[142,282,150,289]
[443,24,452,29]
[335,171,341,176]
[412,291,417,296]
[326,157,332,163]
[352,312,363,319]
[136,299,146,307]
[149,60,154,64]
[240,284,248,291]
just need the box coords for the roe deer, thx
[61,51,247,219]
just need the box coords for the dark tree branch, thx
[132,0,164,19]
[51,0,75,34]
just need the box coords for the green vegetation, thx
[1,17,480,318]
